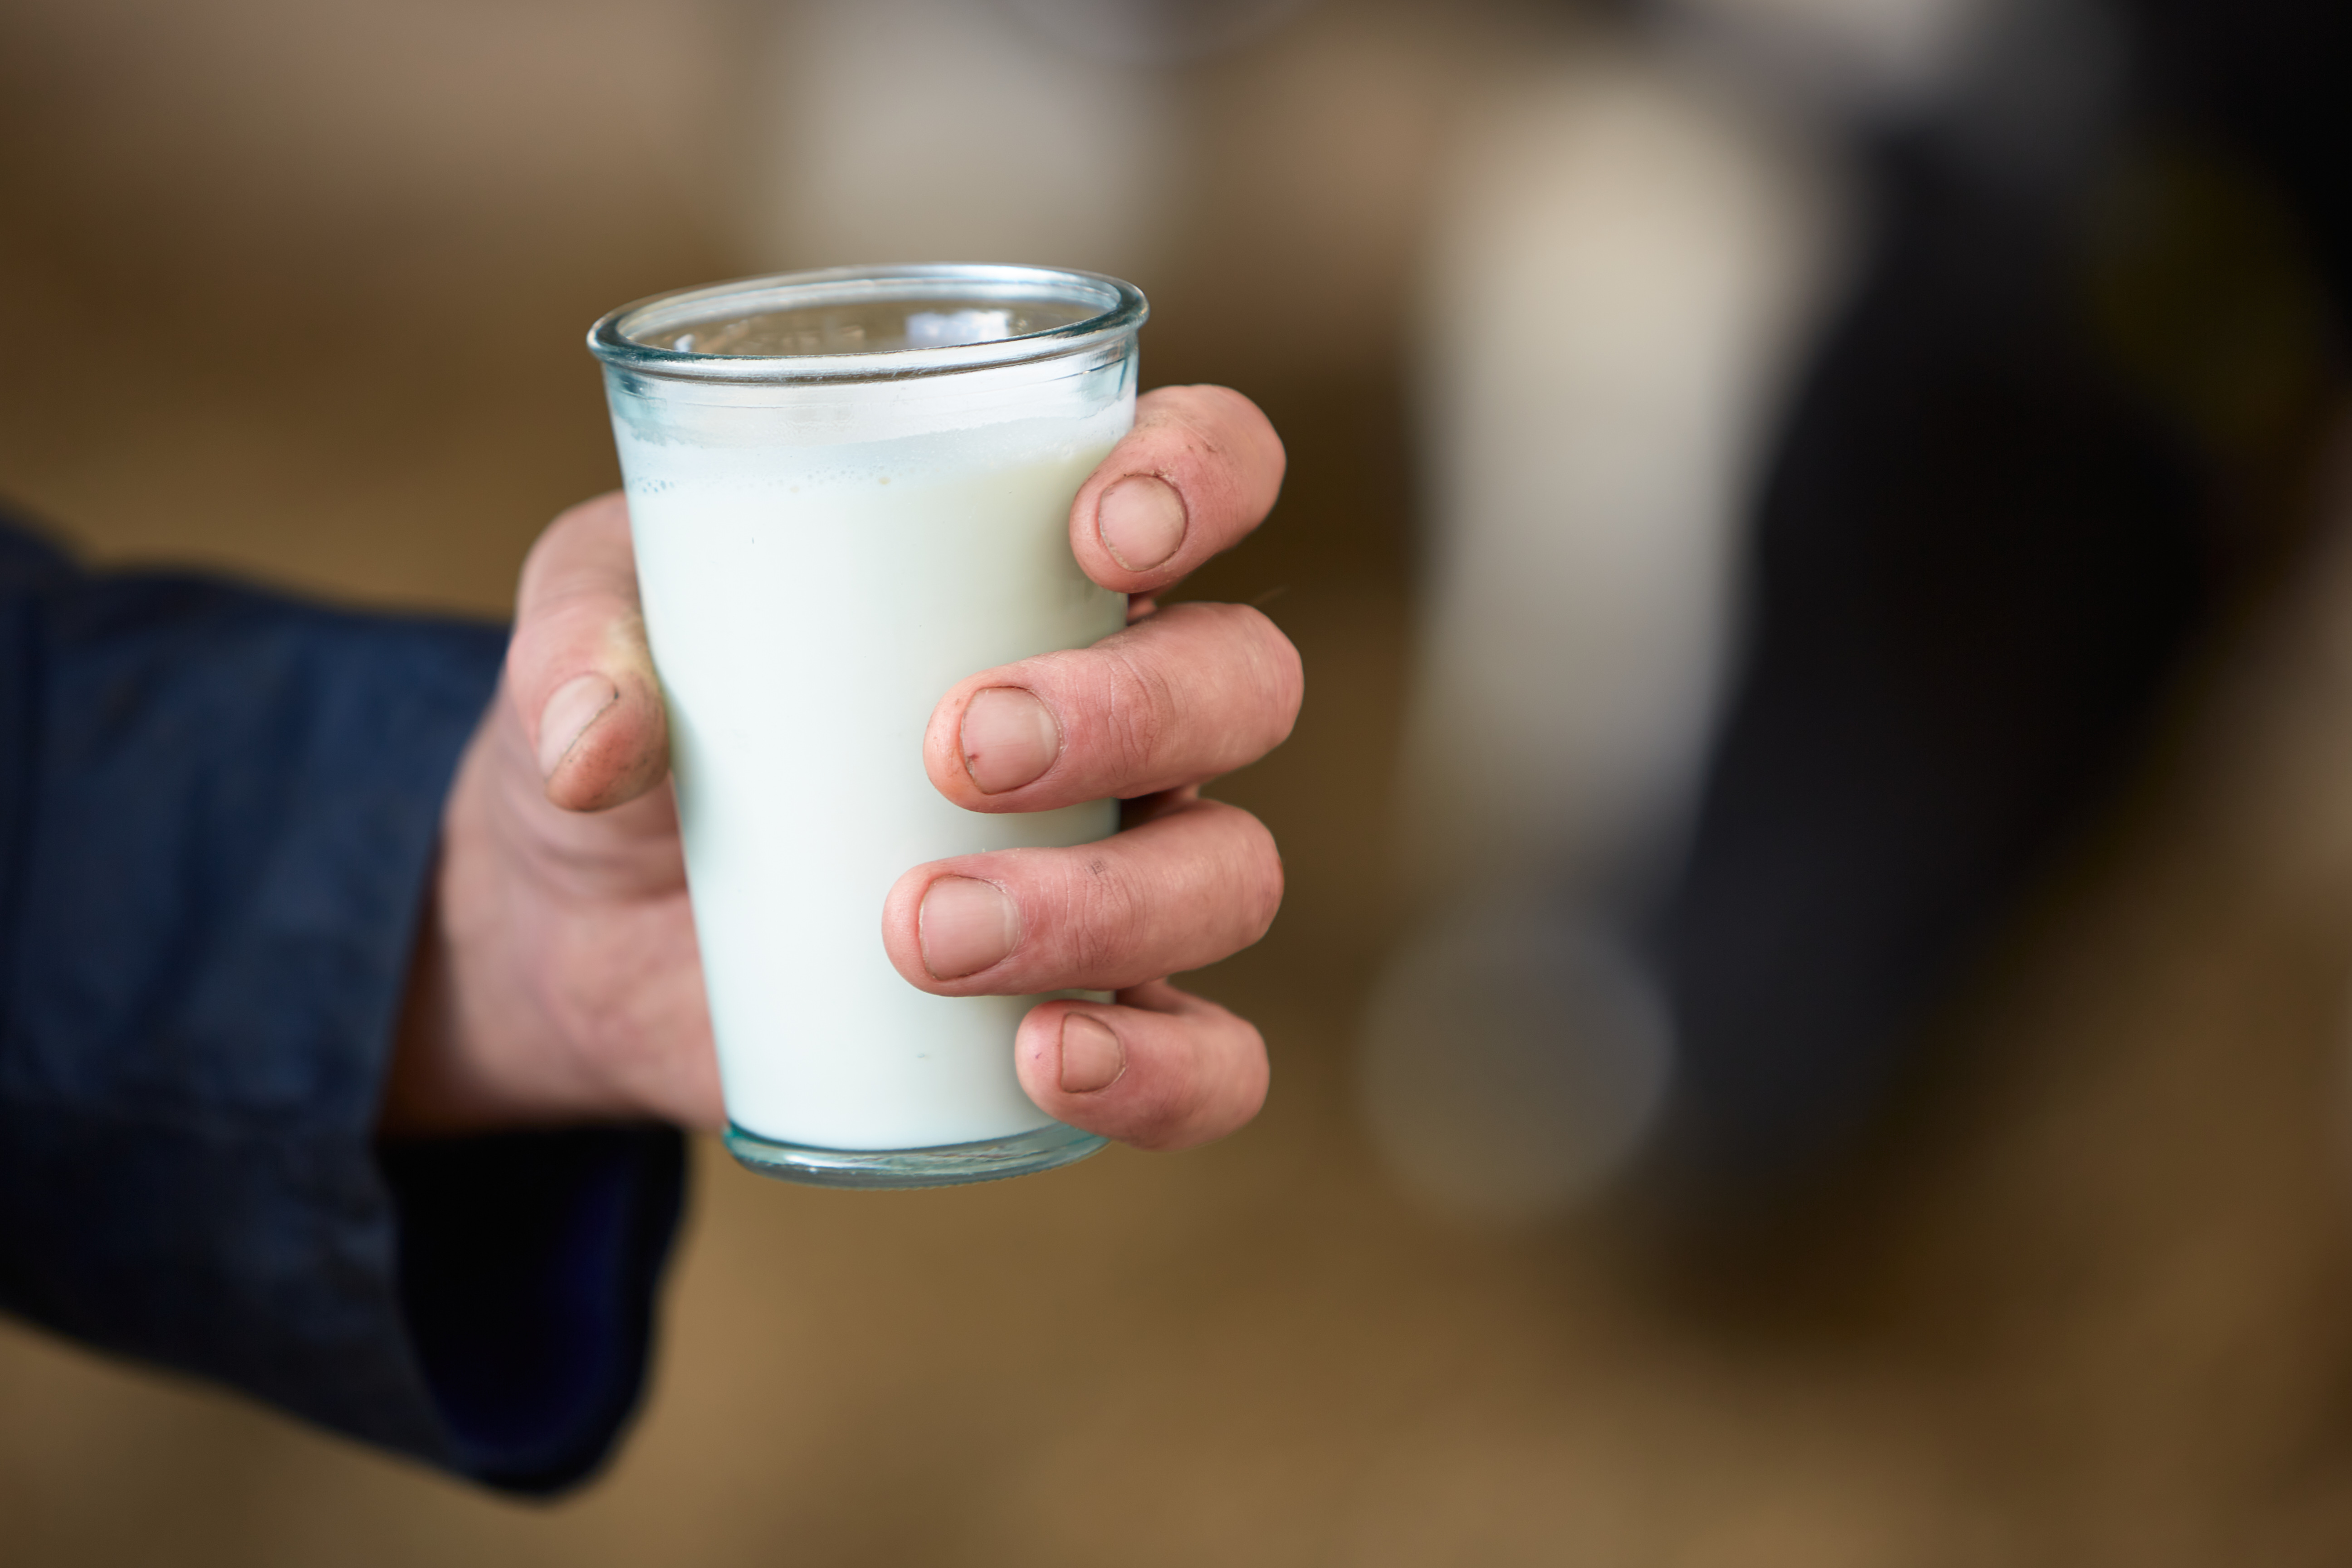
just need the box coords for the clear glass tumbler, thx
[588,264,1146,1187]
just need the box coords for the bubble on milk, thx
[905,309,1013,347]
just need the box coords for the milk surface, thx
[617,399,1130,1150]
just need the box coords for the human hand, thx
[385,386,1298,1152]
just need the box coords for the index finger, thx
[1072,385,1286,596]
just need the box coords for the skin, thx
[384,385,1300,1154]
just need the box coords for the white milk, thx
[616,400,1130,1150]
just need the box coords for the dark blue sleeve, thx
[0,519,686,1494]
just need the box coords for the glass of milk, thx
[588,265,1144,1187]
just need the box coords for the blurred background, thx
[8,0,2352,1560]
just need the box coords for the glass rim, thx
[587,263,1149,385]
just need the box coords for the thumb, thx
[507,492,670,812]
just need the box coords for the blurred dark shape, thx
[2133,0,2352,311]
[1648,0,2347,1199]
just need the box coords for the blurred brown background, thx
[11,0,2352,1562]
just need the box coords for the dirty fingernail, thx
[961,686,1061,795]
[1059,1014,1126,1094]
[919,876,1018,979]
[1097,474,1186,572]
[537,673,618,780]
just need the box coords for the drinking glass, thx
[588,264,1146,1187]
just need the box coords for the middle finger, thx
[923,601,1303,813]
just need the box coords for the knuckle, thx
[1229,811,1285,942]
[1252,857,1286,941]
[1121,1011,1264,1151]
[519,501,604,594]
[504,612,569,695]
[506,597,599,689]
[1062,853,1149,980]
[1232,607,1305,746]
[1221,1017,1272,1119]
[1100,645,1179,779]
[1122,1055,1205,1150]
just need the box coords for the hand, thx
[385,386,1299,1153]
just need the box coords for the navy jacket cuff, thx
[0,520,685,1491]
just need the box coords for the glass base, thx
[723,1119,1108,1189]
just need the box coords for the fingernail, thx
[537,673,617,780]
[961,686,1061,795]
[919,877,1018,979]
[1097,474,1186,572]
[1059,1014,1126,1094]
